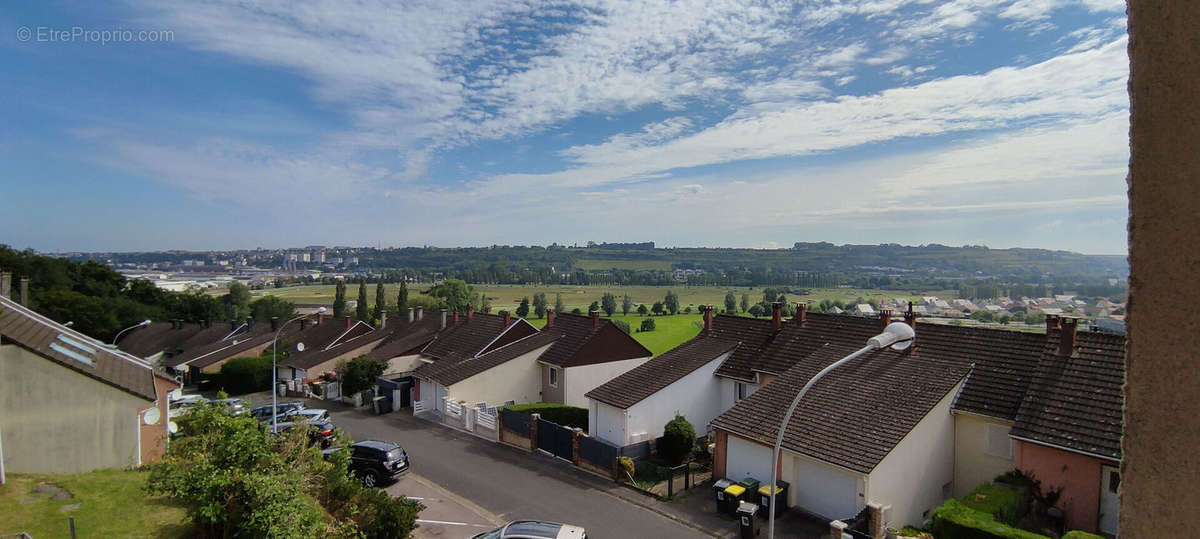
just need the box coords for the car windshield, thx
[471,527,503,539]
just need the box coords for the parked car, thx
[168,395,209,418]
[271,419,337,448]
[323,440,409,487]
[249,402,305,422]
[211,398,248,415]
[471,521,587,539]
[293,408,329,422]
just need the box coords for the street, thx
[325,403,711,539]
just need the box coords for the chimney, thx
[502,310,511,327]
[0,271,11,298]
[417,306,424,320]
[467,305,474,322]
[453,310,460,325]
[703,305,714,335]
[904,302,916,327]
[484,305,492,314]
[1045,314,1061,333]
[546,309,555,329]
[408,307,414,323]
[344,315,352,329]
[270,317,279,332]
[380,311,387,329]
[299,318,308,331]
[440,309,447,330]
[316,312,323,325]
[18,277,29,306]
[796,303,807,325]
[880,309,892,331]
[246,316,254,329]
[231,320,238,331]
[590,309,600,330]
[1059,317,1078,357]
[771,301,782,332]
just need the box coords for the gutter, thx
[1009,434,1121,463]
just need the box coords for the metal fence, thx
[578,435,619,468]
[619,439,653,461]
[501,408,531,436]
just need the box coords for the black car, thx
[271,419,337,448]
[249,402,305,422]
[323,440,409,487]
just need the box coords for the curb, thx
[406,472,506,527]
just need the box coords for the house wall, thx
[623,352,731,446]
[540,363,565,404]
[138,375,178,465]
[953,412,1016,496]
[590,400,627,446]
[0,345,148,473]
[385,353,423,376]
[292,339,382,380]
[1014,439,1108,533]
[561,356,650,409]
[719,429,863,520]
[199,340,273,373]
[416,378,442,413]
[446,344,551,408]
[867,381,961,528]
[718,376,758,413]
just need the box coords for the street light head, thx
[315,307,327,314]
[868,321,916,351]
[140,319,152,326]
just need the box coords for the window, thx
[549,366,559,388]
[986,423,1013,458]
[1108,470,1120,493]
[736,382,749,402]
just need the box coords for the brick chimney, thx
[546,309,555,329]
[771,301,783,332]
[502,310,512,327]
[417,306,424,321]
[407,307,414,323]
[439,309,447,330]
[466,305,474,322]
[1059,317,1079,357]
[18,277,29,306]
[590,309,601,330]
[316,312,323,325]
[880,309,892,331]
[380,311,387,329]
[1045,314,1061,333]
[246,316,254,329]
[703,305,714,335]
[0,271,11,298]
[270,317,280,332]
[904,302,916,327]
[453,310,460,325]
[344,315,351,329]
[796,303,807,325]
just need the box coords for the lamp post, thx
[112,319,151,345]
[767,321,915,538]
[272,308,325,433]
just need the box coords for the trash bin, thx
[737,500,760,538]
[372,396,387,415]
[758,480,790,518]
[723,482,748,515]
[713,478,735,514]
[738,478,761,500]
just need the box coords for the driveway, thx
[324,403,711,539]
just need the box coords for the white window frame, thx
[736,382,749,402]
[985,423,1013,458]
[549,366,559,388]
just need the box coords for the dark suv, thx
[272,419,337,448]
[324,440,409,487]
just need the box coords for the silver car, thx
[471,521,586,539]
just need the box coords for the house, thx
[368,307,443,377]
[586,306,737,446]
[276,316,379,382]
[1010,317,1125,535]
[534,310,651,408]
[0,295,179,473]
[851,303,876,316]
[412,309,541,415]
[161,314,325,383]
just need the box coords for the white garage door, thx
[726,436,775,486]
[791,454,861,520]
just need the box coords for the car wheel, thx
[363,470,379,488]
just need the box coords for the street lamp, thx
[767,321,915,538]
[112,319,152,345]
[272,307,325,433]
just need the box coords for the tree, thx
[664,290,680,315]
[640,318,656,332]
[661,414,696,465]
[516,297,531,318]
[424,278,473,314]
[374,280,387,322]
[748,304,764,317]
[554,293,565,315]
[396,281,409,314]
[222,282,252,321]
[337,355,387,396]
[621,294,633,316]
[637,304,649,316]
[571,307,583,315]
[356,279,370,322]
[250,295,295,322]
[724,290,737,314]
[740,293,750,313]
[611,319,631,335]
[762,288,779,305]
[601,293,617,316]
[532,292,548,319]
[587,300,600,313]
[333,280,348,318]
[651,301,664,316]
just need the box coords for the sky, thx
[0,1,1130,254]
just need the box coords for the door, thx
[1100,465,1119,536]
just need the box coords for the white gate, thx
[1100,465,1120,536]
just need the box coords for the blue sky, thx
[1,1,1129,254]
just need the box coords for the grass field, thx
[0,469,189,538]
[573,258,674,271]
[254,283,959,313]
[525,312,704,357]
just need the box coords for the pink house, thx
[1009,318,1124,536]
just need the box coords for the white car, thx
[472,521,586,539]
[293,409,330,422]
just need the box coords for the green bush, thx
[617,456,635,481]
[504,403,588,431]
[634,460,673,483]
[611,319,631,335]
[659,414,696,465]
[640,318,656,332]
[930,499,1047,539]
[216,355,274,395]
[1061,532,1105,539]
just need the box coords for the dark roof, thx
[416,331,559,386]
[711,335,970,474]
[941,325,1045,420]
[366,316,443,361]
[168,316,350,370]
[709,314,796,381]
[537,312,651,368]
[0,296,167,401]
[420,312,537,362]
[275,321,377,371]
[586,334,738,409]
[117,321,206,358]
[1010,330,1125,460]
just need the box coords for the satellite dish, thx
[296,342,305,352]
[142,407,161,425]
[168,421,179,434]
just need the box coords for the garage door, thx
[726,436,774,485]
[791,454,861,520]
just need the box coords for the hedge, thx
[504,403,588,430]
[211,356,274,395]
[1061,532,1105,539]
[930,500,1047,539]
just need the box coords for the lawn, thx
[0,469,189,538]
[525,312,703,357]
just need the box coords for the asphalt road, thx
[325,404,709,539]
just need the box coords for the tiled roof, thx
[585,334,738,409]
[1010,330,1125,460]
[709,314,791,381]
[117,321,207,358]
[169,317,351,370]
[366,316,443,360]
[420,312,536,361]
[537,312,651,368]
[416,332,559,387]
[0,296,166,401]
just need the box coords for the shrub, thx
[217,355,274,395]
[640,318,657,332]
[616,456,635,481]
[634,460,673,483]
[611,319,631,335]
[504,403,588,430]
[930,499,1047,539]
[660,414,696,465]
[337,355,386,396]
[1061,532,1105,539]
